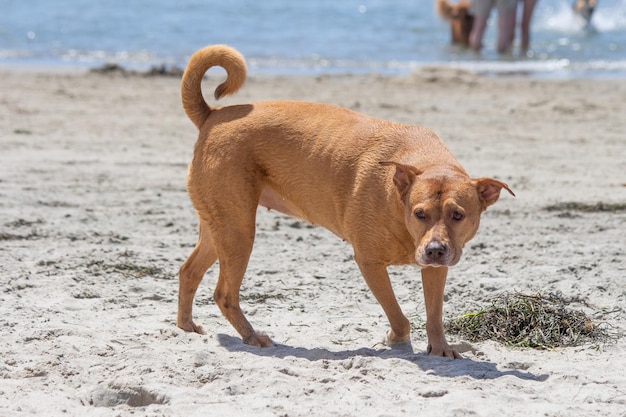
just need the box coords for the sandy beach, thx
[0,67,624,416]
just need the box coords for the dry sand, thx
[0,66,624,416]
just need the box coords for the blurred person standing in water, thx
[469,0,518,53]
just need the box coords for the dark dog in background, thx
[573,0,597,24]
[435,0,474,47]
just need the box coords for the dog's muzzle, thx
[417,241,459,267]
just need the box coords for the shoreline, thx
[3,54,626,80]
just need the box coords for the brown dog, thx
[177,45,514,358]
[435,0,474,47]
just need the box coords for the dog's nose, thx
[425,242,447,261]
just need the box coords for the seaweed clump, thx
[446,292,610,349]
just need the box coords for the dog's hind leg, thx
[178,220,217,334]
[207,201,273,347]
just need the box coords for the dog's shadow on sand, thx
[217,334,549,381]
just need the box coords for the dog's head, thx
[382,161,514,268]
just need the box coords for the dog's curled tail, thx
[181,44,247,129]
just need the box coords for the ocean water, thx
[1,0,625,77]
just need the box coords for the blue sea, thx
[1,0,625,77]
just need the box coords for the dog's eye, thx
[415,209,426,220]
[452,211,464,221]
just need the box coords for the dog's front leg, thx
[421,267,461,359]
[355,257,411,345]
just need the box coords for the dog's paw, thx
[383,337,414,354]
[384,329,411,346]
[243,332,274,348]
[427,342,462,359]
[177,320,206,335]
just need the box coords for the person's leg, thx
[521,0,537,52]
[497,8,516,53]
[469,0,493,52]
[470,16,489,51]
[495,0,517,53]
[509,1,519,48]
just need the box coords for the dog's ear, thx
[473,178,515,209]
[380,161,422,196]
